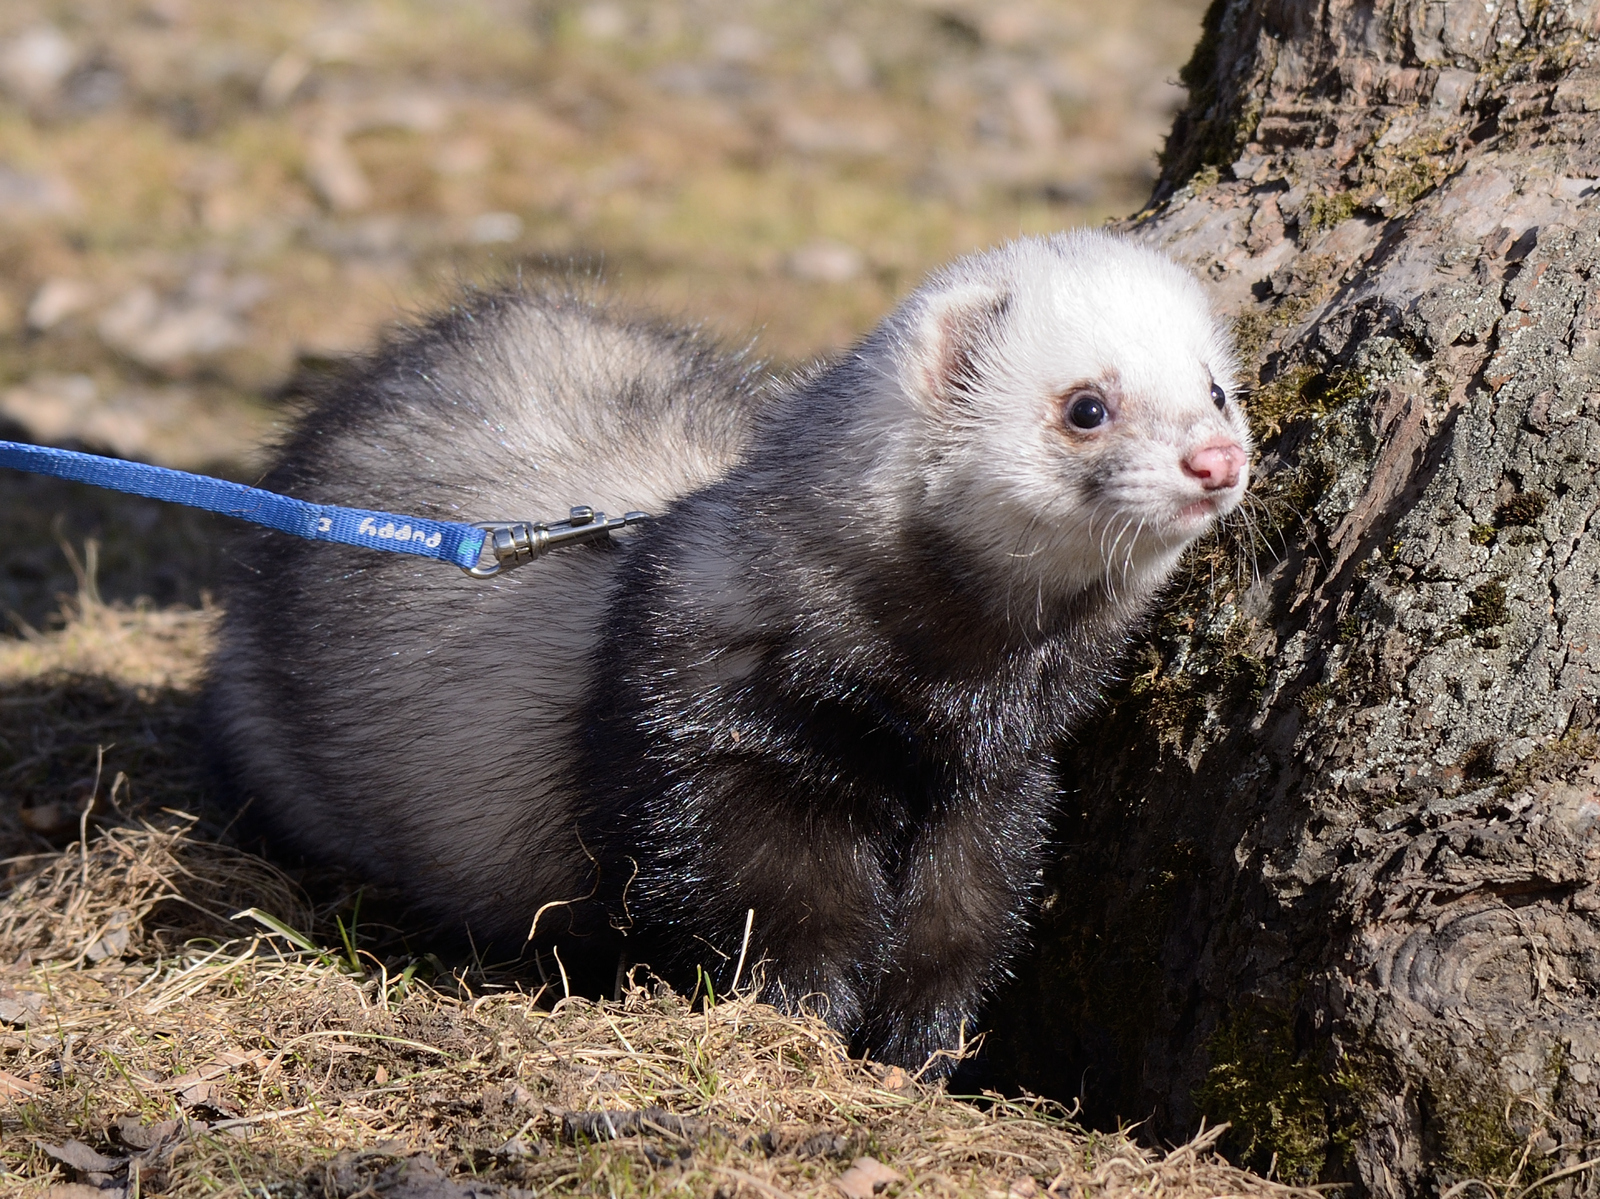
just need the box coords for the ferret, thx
[205,230,1248,1070]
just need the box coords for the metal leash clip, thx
[463,506,651,578]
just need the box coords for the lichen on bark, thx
[980,2,1600,1195]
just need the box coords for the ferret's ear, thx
[900,282,1012,407]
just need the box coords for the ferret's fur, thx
[206,231,1248,1068]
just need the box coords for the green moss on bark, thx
[1194,1005,1332,1182]
[1420,1034,1562,1186]
[1493,492,1548,528]
[1157,0,1262,188]
[1461,581,1508,633]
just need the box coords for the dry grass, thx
[0,827,1313,1199]
[0,591,1321,1199]
[0,553,215,693]
[0,567,217,859]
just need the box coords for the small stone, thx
[435,137,491,176]
[777,113,894,156]
[1007,79,1059,149]
[709,24,766,63]
[578,3,628,41]
[27,278,96,330]
[469,212,522,244]
[305,123,372,212]
[0,993,42,1024]
[788,240,864,283]
[492,1135,541,1159]
[1553,71,1600,113]
[359,92,448,135]
[0,165,79,220]
[1231,152,1271,184]
[0,26,76,105]
[1430,68,1475,112]
[825,35,872,90]
[982,4,1048,47]
[258,50,311,106]
[97,287,246,368]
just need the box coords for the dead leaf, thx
[0,1068,43,1099]
[370,1154,504,1197]
[834,1156,903,1198]
[161,1051,250,1089]
[176,1080,242,1116]
[0,993,41,1024]
[40,1140,127,1173]
[492,1135,540,1159]
[161,1047,270,1106]
[83,918,131,963]
[113,1115,181,1151]
[43,1186,116,1199]
[1009,1177,1040,1198]
[305,123,372,212]
[215,1049,272,1070]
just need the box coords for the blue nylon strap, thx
[0,440,487,570]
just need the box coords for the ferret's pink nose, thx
[1183,442,1246,491]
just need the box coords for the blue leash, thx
[0,440,651,576]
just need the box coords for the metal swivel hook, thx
[462,506,651,578]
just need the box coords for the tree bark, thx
[983,2,1600,1195]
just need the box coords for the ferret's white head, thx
[873,230,1249,610]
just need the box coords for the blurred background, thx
[0,0,1205,623]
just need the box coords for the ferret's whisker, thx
[1097,507,1118,566]
[1122,518,1147,588]
[1104,514,1134,604]
[998,507,1035,633]
[1245,492,1282,558]
[1100,510,1121,570]
[1233,503,1266,588]
[1007,510,1049,646]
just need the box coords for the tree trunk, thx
[983,1,1600,1195]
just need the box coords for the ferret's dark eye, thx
[1211,383,1227,410]
[1066,393,1107,430]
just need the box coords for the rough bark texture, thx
[982,2,1600,1195]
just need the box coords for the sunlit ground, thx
[0,0,1205,469]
